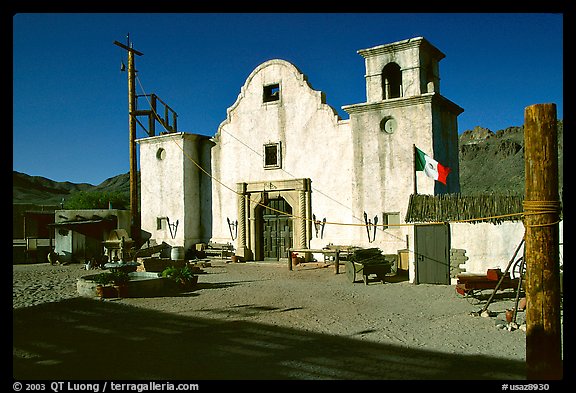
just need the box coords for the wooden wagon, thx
[456,268,519,303]
[345,248,394,285]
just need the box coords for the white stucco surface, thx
[450,221,563,275]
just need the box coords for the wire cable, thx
[134,74,560,229]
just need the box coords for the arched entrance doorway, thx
[236,178,312,261]
[261,197,293,261]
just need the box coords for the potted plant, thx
[110,270,130,298]
[93,272,116,298]
[291,252,299,267]
[162,264,198,292]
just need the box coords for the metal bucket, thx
[171,246,185,261]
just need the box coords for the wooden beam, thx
[113,41,143,56]
[523,103,562,380]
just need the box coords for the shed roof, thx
[404,193,527,225]
[49,217,117,238]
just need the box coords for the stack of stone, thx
[450,248,469,278]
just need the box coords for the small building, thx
[51,209,131,264]
[12,203,59,263]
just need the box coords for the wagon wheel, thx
[511,257,526,280]
[464,289,482,305]
[345,261,357,283]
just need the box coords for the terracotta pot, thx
[518,297,527,311]
[97,285,116,298]
[178,276,199,292]
[505,309,514,323]
[114,284,129,298]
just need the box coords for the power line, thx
[134,73,553,230]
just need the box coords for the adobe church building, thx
[137,37,463,283]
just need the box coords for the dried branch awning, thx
[404,193,529,224]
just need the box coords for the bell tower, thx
[360,36,445,102]
[343,36,463,242]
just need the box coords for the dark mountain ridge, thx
[12,171,135,205]
[13,121,563,205]
[458,121,563,195]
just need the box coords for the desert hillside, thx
[458,121,563,195]
[13,121,563,205]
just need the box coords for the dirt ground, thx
[13,260,540,380]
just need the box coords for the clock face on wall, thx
[380,117,397,134]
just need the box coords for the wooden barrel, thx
[170,246,185,261]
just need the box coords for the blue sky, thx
[12,13,563,185]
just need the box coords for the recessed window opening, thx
[425,66,436,93]
[382,63,402,99]
[263,83,280,103]
[382,212,401,230]
[157,217,166,230]
[156,148,166,160]
[264,142,282,169]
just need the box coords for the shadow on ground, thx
[13,297,526,380]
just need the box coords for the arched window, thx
[425,64,436,93]
[382,63,402,99]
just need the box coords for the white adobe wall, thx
[211,59,354,248]
[450,220,564,276]
[138,133,208,251]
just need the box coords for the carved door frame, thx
[236,178,312,261]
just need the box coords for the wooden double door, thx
[262,198,293,261]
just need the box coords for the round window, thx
[156,148,166,160]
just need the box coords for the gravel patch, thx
[13,261,534,380]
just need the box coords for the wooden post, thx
[128,45,138,244]
[334,250,340,274]
[114,37,143,246]
[413,144,418,194]
[523,103,562,379]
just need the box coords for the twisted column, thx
[237,183,247,255]
[299,190,307,249]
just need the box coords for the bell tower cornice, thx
[358,36,445,61]
[358,36,446,102]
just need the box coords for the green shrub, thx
[162,265,195,287]
[93,271,130,286]
[93,272,113,285]
[64,190,129,210]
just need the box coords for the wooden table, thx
[288,247,358,274]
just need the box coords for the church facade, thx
[137,37,463,281]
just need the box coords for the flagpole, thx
[413,144,418,195]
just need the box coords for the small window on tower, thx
[156,217,166,230]
[264,142,282,169]
[263,83,280,103]
[382,212,400,230]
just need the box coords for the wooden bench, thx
[202,242,235,259]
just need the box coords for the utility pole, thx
[523,103,562,379]
[114,35,143,245]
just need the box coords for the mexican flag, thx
[415,146,451,185]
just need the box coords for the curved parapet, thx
[214,58,340,141]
